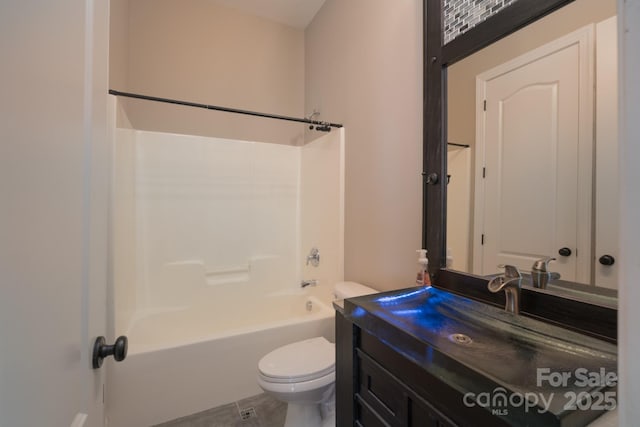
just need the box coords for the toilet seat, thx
[258,337,335,384]
[257,369,335,396]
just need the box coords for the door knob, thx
[599,255,615,266]
[558,247,572,257]
[92,335,128,369]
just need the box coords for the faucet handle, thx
[532,257,556,272]
[306,247,320,267]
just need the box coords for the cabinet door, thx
[357,352,405,425]
[409,395,457,427]
[357,350,457,427]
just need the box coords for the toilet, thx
[256,282,378,427]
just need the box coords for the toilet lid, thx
[258,337,335,383]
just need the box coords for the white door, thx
[594,16,619,289]
[474,26,594,283]
[0,1,110,426]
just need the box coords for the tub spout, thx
[301,279,317,288]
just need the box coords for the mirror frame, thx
[423,0,576,278]
[422,0,618,343]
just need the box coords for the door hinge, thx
[481,234,485,245]
[482,167,486,178]
[483,100,487,111]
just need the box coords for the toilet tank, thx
[333,281,378,300]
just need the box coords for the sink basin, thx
[346,286,617,426]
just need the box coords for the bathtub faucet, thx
[301,279,317,288]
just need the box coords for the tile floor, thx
[154,393,286,427]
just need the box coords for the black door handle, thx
[599,255,615,266]
[92,336,128,369]
[558,247,572,257]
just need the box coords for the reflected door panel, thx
[475,28,594,283]
[595,16,619,289]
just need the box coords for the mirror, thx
[425,0,618,304]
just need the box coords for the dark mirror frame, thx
[423,0,576,278]
[422,0,617,343]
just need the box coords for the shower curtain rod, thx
[447,142,470,148]
[108,89,343,130]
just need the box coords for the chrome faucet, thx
[487,265,522,314]
[301,279,317,288]
[531,257,560,289]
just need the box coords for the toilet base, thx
[284,403,322,427]
[283,400,335,427]
[320,400,336,427]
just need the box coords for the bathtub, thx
[106,293,335,427]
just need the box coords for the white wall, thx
[305,0,423,291]
[0,1,110,425]
[618,0,640,423]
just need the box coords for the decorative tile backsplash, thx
[444,0,520,44]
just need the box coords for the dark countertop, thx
[343,286,618,427]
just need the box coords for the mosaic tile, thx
[443,0,521,44]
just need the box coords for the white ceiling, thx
[211,0,327,29]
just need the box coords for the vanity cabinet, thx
[336,311,507,427]
[356,347,454,427]
[336,287,617,427]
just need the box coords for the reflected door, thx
[474,27,594,282]
[595,16,619,289]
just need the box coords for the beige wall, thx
[305,0,423,290]
[110,0,423,291]
[109,0,129,92]
[111,0,306,144]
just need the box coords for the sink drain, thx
[448,333,473,345]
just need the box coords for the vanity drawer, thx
[356,349,457,427]
[357,350,405,424]
[355,395,390,427]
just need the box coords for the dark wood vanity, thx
[335,288,617,427]
[336,310,500,427]
[343,323,463,427]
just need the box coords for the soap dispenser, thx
[416,249,431,286]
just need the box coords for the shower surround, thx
[107,123,344,426]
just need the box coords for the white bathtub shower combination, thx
[107,293,335,426]
[107,121,345,426]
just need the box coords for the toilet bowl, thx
[257,282,378,427]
